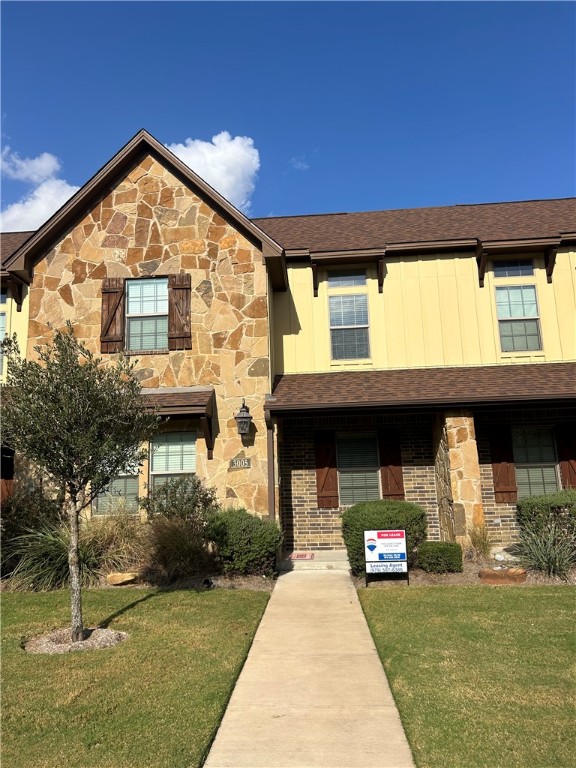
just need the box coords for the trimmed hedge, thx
[417,541,463,573]
[205,508,283,576]
[341,500,427,576]
[516,490,576,540]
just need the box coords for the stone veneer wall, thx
[445,411,484,541]
[26,155,271,514]
[433,416,455,541]
[278,413,440,550]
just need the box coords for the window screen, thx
[150,431,196,488]
[126,278,169,351]
[512,426,559,498]
[94,476,139,515]
[496,286,541,352]
[337,434,380,506]
[330,295,370,360]
[493,260,534,278]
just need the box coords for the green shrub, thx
[143,516,214,583]
[206,508,283,576]
[139,475,220,522]
[516,490,576,541]
[417,541,463,573]
[341,500,427,576]
[0,486,62,575]
[511,521,576,580]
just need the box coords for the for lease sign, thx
[364,529,408,574]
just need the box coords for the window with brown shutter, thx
[100,277,125,353]
[168,274,192,350]
[489,426,518,503]
[314,431,339,509]
[556,423,576,489]
[378,430,405,500]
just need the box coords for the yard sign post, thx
[364,529,409,586]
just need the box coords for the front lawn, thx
[360,586,575,768]
[1,588,269,768]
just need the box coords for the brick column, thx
[445,411,484,540]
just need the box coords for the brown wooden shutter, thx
[556,422,576,489]
[100,278,125,353]
[314,431,339,509]
[378,430,405,499]
[489,426,517,503]
[168,274,192,350]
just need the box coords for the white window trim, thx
[327,270,371,362]
[495,284,542,354]
[149,431,197,489]
[125,277,169,352]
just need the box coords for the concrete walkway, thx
[204,570,415,768]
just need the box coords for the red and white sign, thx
[364,529,408,574]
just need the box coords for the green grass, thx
[359,587,576,768]
[1,587,269,768]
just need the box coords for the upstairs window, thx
[512,426,559,498]
[496,285,541,352]
[493,260,534,278]
[126,278,169,351]
[328,270,370,360]
[150,431,196,489]
[336,434,380,506]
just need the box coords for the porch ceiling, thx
[267,362,576,413]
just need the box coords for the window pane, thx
[516,466,559,498]
[337,435,379,469]
[331,328,370,359]
[328,271,366,288]
[339,472,380,506]
[499,319,540,352]
[496,286,538,320]
[126,278,168,315]
[151,432,196,474]
[0,288,7,303]
[493,260,534,278]
[512,427,556,464]
[94,476,139,515]
[329,295,368,327]
[127,316,168,350]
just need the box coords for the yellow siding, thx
[0,286,29,382]
[273,249,576,375]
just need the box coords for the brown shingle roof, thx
[253,198,576,252]
[268,363,576,412]
[142,386,214,415]
[1,231,34,267]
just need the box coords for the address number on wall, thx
[229,458,251,469]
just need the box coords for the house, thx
[2,129,575,549]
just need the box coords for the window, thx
[337,434,380,506]
[328,271,370,360]
[496,286,541,352]
[126,278,169,351]
[94,475,140,515]
[512,426,559,498]
[0,287,7,304]
[493,259,534,278]
[150,431,196,489]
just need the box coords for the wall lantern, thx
[234,399,253,435]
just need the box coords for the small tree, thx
[1,326,158,641]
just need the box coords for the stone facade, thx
[26,154,271,514]
[433,415,455,541]
[278,412,440,550]
[444,411,485,540]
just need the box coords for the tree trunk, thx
[68,492,84,642]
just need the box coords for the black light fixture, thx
[234,399,253,435]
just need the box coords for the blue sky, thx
[1,1,575,230]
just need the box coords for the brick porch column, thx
[446,411,484,540]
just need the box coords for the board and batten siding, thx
[272,249,576,375]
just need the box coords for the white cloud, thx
[0,177,80,231]
[1,147,61,184]
[290,156,310,171]
[166,131,260,213]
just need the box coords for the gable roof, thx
[5,129,285,286]
[254,198,576,254]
